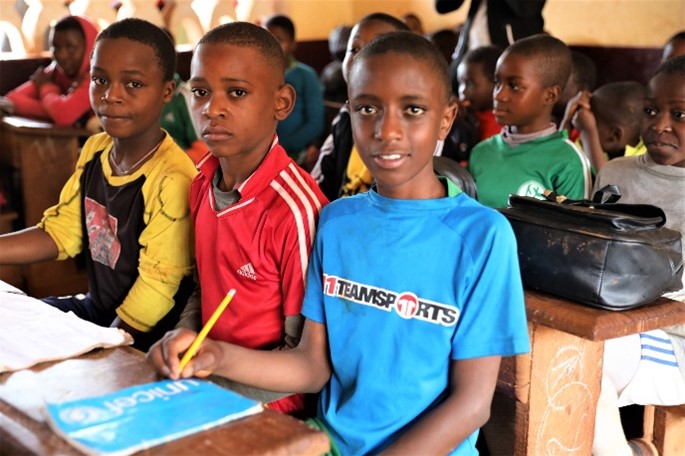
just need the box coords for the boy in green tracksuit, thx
[468,34,592,209]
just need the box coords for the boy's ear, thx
[544,85,562,106]
[604,125,624,147]
[162,79,176,104]
[274,83,296,121]
[438,98,459,140]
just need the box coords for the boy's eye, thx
[405,106,426,116]
[672,110,685,120]
[190,87,208,98]
[347,46,359,56]
[91,76,106,86]
[643,107,656,118]
[125,81,142,89]
[229,89,247,98]
[356,105,377,116]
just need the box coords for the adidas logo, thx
[237,262,257,280]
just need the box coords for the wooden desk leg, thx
[517,323,604,455]
[650,405,685,455]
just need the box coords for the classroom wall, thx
[274,0,685,48]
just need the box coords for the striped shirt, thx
[190,137,328,349]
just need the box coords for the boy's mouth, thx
[202,126,232,141]
[372,153,406,169]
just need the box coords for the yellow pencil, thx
[178,289,236,372]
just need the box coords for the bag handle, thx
[542,185,621,205]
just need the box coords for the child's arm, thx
[0,227,59,264]
[571,92,609,171]
[4,79,51,121]
[383,356,501,454]
[39,76,93,127]
[147,318,332,394]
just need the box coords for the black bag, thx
[499,188,684,311]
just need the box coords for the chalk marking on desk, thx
[535,345,593,455]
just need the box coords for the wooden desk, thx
[497,291,685,455]
[0,115,89,297]
[0,346,330,455]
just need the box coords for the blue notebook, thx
[45,379,263,455]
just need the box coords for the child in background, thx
[663,31,685,61]
[264,14,325,165]
[554,50,597,130]
[155,22,328,415]
[564,81,647,171]
[159,27,209,164]
[0,15,98,127]
[148,31,530,455]
[592,54,685,456]
[442,45,502,166]
[456,45,502,141]
[319,25,352,104]
[468,34,592,209]
[310,12,409,201]
[0,18,196,351]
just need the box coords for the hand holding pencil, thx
[178,289,236,372]
[146,289,236,379]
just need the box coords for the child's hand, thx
[146,328,198,379]
[559,90,590,133]
[147,328,226,380]
[570,91,597,133]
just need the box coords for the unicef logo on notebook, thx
[517,180,546,199]
[58,405,117,425]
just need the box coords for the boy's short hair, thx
[96,18,176,81]
[591,81,646,128]
[264,14,296,41]
[198,21,286,77]
[504,34,572,89]
[570,51,597,91]
[462,45,503,79]
[352,31,451,102]
[654,53,685,78]
[54,16,85,38]
[357,13,410,33]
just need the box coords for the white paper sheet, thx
[0,290,132,373]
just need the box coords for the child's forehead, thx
[193,43,280,83]
[92,38,162,74]
[94,37,154,58]
[649,73,685,97]
[197,42,263,61]
[496,52,539,77]
[351,53,441,91]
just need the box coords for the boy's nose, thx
[650,113,673,134]
[101,85,123,103]
[494,85,506,102]
[374,113,402,142]
[202,97,226,119]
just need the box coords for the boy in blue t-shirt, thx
[148,31,530,455]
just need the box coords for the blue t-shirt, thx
[302,187,530,455]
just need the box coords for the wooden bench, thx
[496,291,685,455]
[0,115,89,297]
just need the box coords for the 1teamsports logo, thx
[322,274,459,327]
